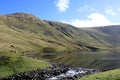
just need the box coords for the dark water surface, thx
[30,51,120,70]
[48,51,120,71]
[81,51,120,70]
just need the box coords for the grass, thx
[0,52,50,78]
[0,22,83,53]
[0,13,102,53]
[78,69,120,80]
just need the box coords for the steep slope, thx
[1,12,120,53]
[45,21,106,49]
[0,13,92,53]
[81,26,120,49]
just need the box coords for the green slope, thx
[0,13,92,53]
[1,12,120,53]
[80,26,120,49]
[46,20,104,49]
[0,51,50,78]
[79,69,120,80]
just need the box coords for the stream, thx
[46,67,99,80]
[2,63,99,80]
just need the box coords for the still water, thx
[81,51,120,69]
[54,51,120,71]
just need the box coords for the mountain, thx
[45,22,120,50]
[1,12,120,53]
[0,12,99,53]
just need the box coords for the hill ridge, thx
[0,12,120,53]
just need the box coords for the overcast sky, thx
[1,0,120,27]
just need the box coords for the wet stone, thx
[1,63,100,80]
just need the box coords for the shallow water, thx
[46,68,99,80]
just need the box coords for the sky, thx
[0,0,120,27]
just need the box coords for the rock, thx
[1,63,100,80]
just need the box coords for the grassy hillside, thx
[0,13,93,53]
[81,26,120,49]
[46,20,106,49]
[79,69,120,80]
[0,51,50,78]
[1,12,120,53]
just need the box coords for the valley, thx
[0,13,120,80]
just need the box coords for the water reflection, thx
[32,51,120,71]
[82,52,120,70]
[56,51,120,71]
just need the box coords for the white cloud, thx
[65,13,117,27]
[118,8,120,10]
[55,0,69,13]
[105,9,116,16]
[77,5,94,12]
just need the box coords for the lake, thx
[30,51,120,71]
[48,51,120,71]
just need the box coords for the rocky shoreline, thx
[1,63,100,80]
